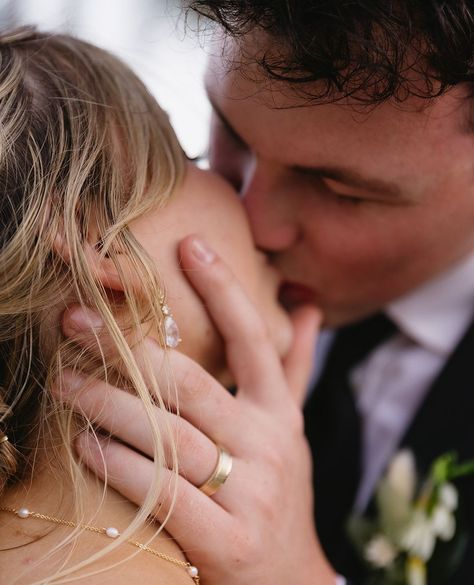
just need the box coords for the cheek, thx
[160,266,229,379]
[298,207,429,294]
[304,198,472,302]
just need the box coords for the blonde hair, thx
[0,26,186,581]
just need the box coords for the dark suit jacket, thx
[304,317,474,584]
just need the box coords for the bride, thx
[0,25,307,584]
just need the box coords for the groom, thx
[61,2,474,584]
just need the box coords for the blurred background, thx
[0,0,211,158]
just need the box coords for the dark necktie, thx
[304,313,397,575]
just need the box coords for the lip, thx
[279,281,316,307]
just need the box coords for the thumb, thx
[282,305,322,406]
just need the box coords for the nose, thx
[241,157,300,253]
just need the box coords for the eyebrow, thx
[208,96,401,198]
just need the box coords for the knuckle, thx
[174,421,206,461]
[174,421,194,453]
[212,256,236,287]
[254,488,279,523]
[198,256,236,295]
[180,363,213,400]
[228,317,269,351]
[249,318,271,345]
[260,442,285,472]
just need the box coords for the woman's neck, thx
[0,436,191,585]
[1,443,132,538]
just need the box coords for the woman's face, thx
[129,163,293,384]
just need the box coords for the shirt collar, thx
[387,252,474,356]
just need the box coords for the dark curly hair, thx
[188,0,474,104]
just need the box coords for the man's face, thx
[205,41,474,326]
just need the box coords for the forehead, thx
[205,46,471,180]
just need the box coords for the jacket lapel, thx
[333,317,474,583]
[397,318,474,583]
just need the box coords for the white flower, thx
[439,483,458,512]
[386,450,417,503]
[375,450,417,541]
[431,505,455,541]
[406,557,427,585]
[364,534,398,568]
[400,511,436,561]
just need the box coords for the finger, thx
[76,431,234,542]
[62,305,132,357]
[63,307,189,407]
[56,371,226,487]
[63,307,238,438]
[179,235,285,403]
[56,339,245,448]
[282,305,322,406]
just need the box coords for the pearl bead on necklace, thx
[1,506,200,583]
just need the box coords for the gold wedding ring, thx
[198,444,233,497]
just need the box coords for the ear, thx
[53,223,126,293]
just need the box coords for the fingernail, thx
[191,237,215,264]
[64,306,103,335]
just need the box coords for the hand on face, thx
[125,162,292,385]
[57,236,335,585]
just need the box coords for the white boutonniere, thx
[348,450,474,585]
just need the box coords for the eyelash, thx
[228,132,246,149]
[215,116,244,147]
[335,193,363,205]
[316,178,363,205]
[218,123,366,206]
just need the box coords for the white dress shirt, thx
[351,251,474,512]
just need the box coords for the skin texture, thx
[128,162,292,383]
[206,39,474,326]
[0,472,194,585]
[60,238,333,585]
[0,163,295,585]
[61,33,474,585]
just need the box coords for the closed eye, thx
[210,99,248,149]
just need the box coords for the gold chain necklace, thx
[0,506,200,584]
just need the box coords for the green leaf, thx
[431,453,457,484]
[450,460,474,480]
[430,452,474,485]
